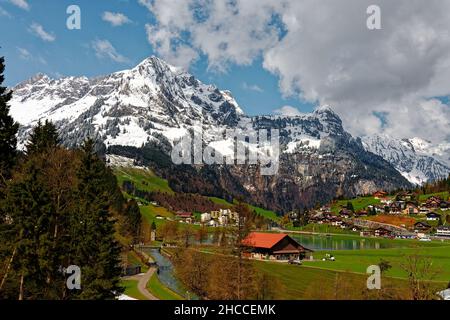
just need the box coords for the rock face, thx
[9,56,411,212]
[362,134,450,185]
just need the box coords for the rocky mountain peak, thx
[8,56,415,211]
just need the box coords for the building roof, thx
[242,232,288,249]
[415,221,431,227]
[426,212,441,217]
[176,212,193,217]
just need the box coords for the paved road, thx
[138,268,159,300]
[124,267,159,300]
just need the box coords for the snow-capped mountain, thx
[9,56,411,212]
[11,56,243,150]
[362,134,450,185]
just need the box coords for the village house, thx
[396,191,415,202]
[368,204,384,214]
[339,209,353,219]
[373,191,387,199]
[436,226,450,237]
[388,202,402,214]
[242,232,313,261]
[414,221,432,233]
[355,210,368,217]
[419,207,430,215]
[426,212,441,221]
[201,212,211,223]
[374,227,391,237]
[425,196,442,208]
[330,217,343,226]
[440,201,449,211]
[218,215,228,226]
[176,212,193,223]
[402,202,419,215]
[207,220,219,227]
[210,210,221,219]
[203,209,239,227]
[340,222,353,229]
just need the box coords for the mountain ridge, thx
[9,56,414,211]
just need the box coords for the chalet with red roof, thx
[176,211,193,223]
[373,191,387,199]
[242,232,313,261]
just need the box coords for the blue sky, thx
[1,0,449,143]
[0,0,313,116]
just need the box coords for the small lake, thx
[145,248,198,300]
[290,234,397,251]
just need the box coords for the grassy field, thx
[302,245,450,281]
[121,280,148,300]
[209,196,233,207]
[114,167,174,194]
[140,204,175,227]
[254,260,445,300]
[418,191,449,201]
[331,196,382,213]
[249,205,279,222]
[147,273,184,300]
[290,223,358,235]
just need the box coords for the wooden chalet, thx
[242,232,313,261]
[396,192,415,202]
[440,201,449,210]
[176,211,193,223]
[403,202,419,215]
[339,209,353,219]
[373,191,387,199]
[426,212,441,221]
[374,227,391,237]
[425,196,442,208]
[414,221,431,232]
[436,226,450,237]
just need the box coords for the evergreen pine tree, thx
[124,199,141,243]
[346,201,355,212]
[70,139,123,299]
[0,56,18,181]
[25,119,59,155]
[5,155,57,299]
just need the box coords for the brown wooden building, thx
[242,232,313,261]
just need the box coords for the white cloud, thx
[273,105,302,117]
[29,23,56,42]
[242,82,263,93]
[142,0,450,143]
[17,47,31,60]
[0,6,11,17]
[16,47,47,65]
[102,11,131,26]
[10,0,29,10]
[145,23,198,70]
[138,0,152,12]
[92,39,129,64]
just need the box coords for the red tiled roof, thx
[176,212,192,217]
[242,232,287,249]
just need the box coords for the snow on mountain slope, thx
[9,56,347,157]
[361,134,450,184]
[10,56,243,149]
[8,56,412,211]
